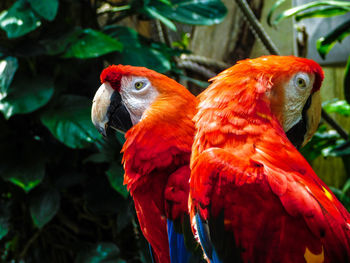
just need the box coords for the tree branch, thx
[176,59,216,79]
[180,54,231,70]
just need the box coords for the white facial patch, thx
[119,76,159,125]
[283,72,314,132]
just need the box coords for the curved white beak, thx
[91,82,114,136]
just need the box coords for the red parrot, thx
[189,56,350,263]
[91,65,204,263]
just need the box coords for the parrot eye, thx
[134,81,145,90]
[296,77,306,88]
[295,77,306,89]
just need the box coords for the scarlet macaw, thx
[91,65,204,263]
[189,56,350,262]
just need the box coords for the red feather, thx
[113,66,198,263]
[190,56,350,262]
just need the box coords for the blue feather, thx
[195,213,222,263]
[148,243,155,263]
[167,219,192,263]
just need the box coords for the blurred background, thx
[0,0,350,262]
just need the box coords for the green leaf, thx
[342,178,350,195]
[30,188,60,228]
[106,163,128,199]
[330,186,350,211]
[0,55,18,95]
[143,6,177,31]
[75,242,122,263]
[345,55,350,104]
[323,140,350,157]
[42,29,82,56]
[28,0,59,21]
[148,0,227,26]
[323,99,350,116]
[109,5,131,12]
[0,201,10,240]
[0,75,54,119]
[103,25,140,46]
[112,46,171,73]
[157,0,172,5]
[295,6,350,21]
[104,25,172,73]
[272,1,350,25]
[0,0,41,38]
[40,95,101,149]
[6,167,44,192]
[316,18,350,59]
[300,124,341,162]
[63,29,123,59]
[172,32,191,49]
[0,220,9,241]
[267,0,286,26]
[0,141,46,192]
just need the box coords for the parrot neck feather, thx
[192,76,286,164]
[122,92,197,193]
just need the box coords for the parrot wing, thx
[124,122,205,263]
[165,165,206,263]
[191,140,350,263]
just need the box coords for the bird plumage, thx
[189,56,350,263]
[92,65,204,263]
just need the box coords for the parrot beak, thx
[91,82,133,136]
[92,82,112,136]
[286,91,321,149]
[302,90,321,147]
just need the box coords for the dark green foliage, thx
[40,95,101,149]
[300,124,342,162]
[267,0,350,26]
[27,0,58,21]
[145,0,227,28]
[0,55,17,94]
[0,0,42,38]
[0,0,227,262]
[316,18,350,59]
[107,163,129,199]
[105,25,173,72]
[75,242,125,263]
[330,178,350,211]
[0,74,54,119]
[323,99,350,117]
[29,187,61,229]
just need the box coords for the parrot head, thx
[207,55,324,149]
[261,56,324,148]
[91,65,195,136]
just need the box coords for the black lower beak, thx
[96,125,107,137]
[106,91,133,134]
[286,119,306,150]
[286,95,312,149]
